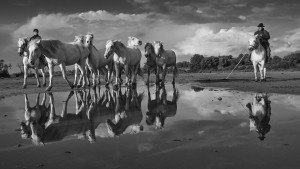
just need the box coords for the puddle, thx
[0,84,300,169]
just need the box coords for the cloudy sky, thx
[1,0,300,72]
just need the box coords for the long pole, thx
[225,54,247,79]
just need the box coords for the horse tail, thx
[137,65,144,79]
[174,65,178,78]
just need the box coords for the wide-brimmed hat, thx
[33,29,39,33]
[257,23,265,27]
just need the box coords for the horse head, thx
[127,36,142,47]
[74,35,85,44]
[17,37,28,56]
[104,40,124,59]
[144,42,155,59]
[27,39,42,66]
[153,41,164,57]
[248,35,260,51]
[104,40,115,59]
[85,33,94,47]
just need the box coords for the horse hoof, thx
[70,85,75,89]
[255,79,258,82]
[132,83,137,89]
[113,85,119,91]
[22,85,27,89]
[45,86,52,91]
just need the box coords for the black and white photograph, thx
[0,0,300,168]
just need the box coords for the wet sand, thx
[0,71,299,99]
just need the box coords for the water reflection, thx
[106,87,144,137]
[246,93,271,141]
[20,86,146,145]
[146,85,179,129]
[20,93,50,144]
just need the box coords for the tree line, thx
[176,52,300,73]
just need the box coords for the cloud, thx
[179,89,251,120]
[175,26,256,56]
[238,15,247,21]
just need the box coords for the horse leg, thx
[124,65,129,86]
[41,68,46,87]
[35,93,40,106]
[162,64,167,85]
[73,64,79,87]
[85,64,90,87]
[114,63,119,90]
[46,64,54,91]
[41,92,46,106]
[259,65,264,82]
[172,65,177,85]
[156,65,160,85]
[252,62,258,82]
[34,68,41,87]
[59,63,74,89]
[23,65,28,89]
[132,64,139,88]
[24,94,29,112]
[261,61,266,82]
[146,67,150,86]
[106,63,113,88]
[97,69,101,85]
[264,67,267,81]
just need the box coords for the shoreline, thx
[0,71,299,99]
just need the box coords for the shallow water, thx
[0,83,300,169]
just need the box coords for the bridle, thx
[249,37,259,50]
[18,41,28,56]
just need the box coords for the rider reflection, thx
[246,93,271,141]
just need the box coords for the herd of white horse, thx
[17,33,266,91]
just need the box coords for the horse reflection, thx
[106,87,144,137]
[146,85,179,129]
[246,93,271,141]
[86,86,115,142]
[21,90,92,145]
[20,93,50,145]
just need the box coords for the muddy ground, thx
[0,71,299,99]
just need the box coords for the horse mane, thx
[145,42,154,52]
[114,40,126,48]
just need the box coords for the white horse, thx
[152,41,178,85]
[246,93,271,141]
[17,37,48,88]
[27,39,90,91]
[84,33,115,87]
[248,35,267,82]
[104,39,143,89]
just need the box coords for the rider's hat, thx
[33,29,39,33]
[257,23,265,27]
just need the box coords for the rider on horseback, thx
[29,29,42,41]
[29,29,47,66]
[254,23,271,63]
